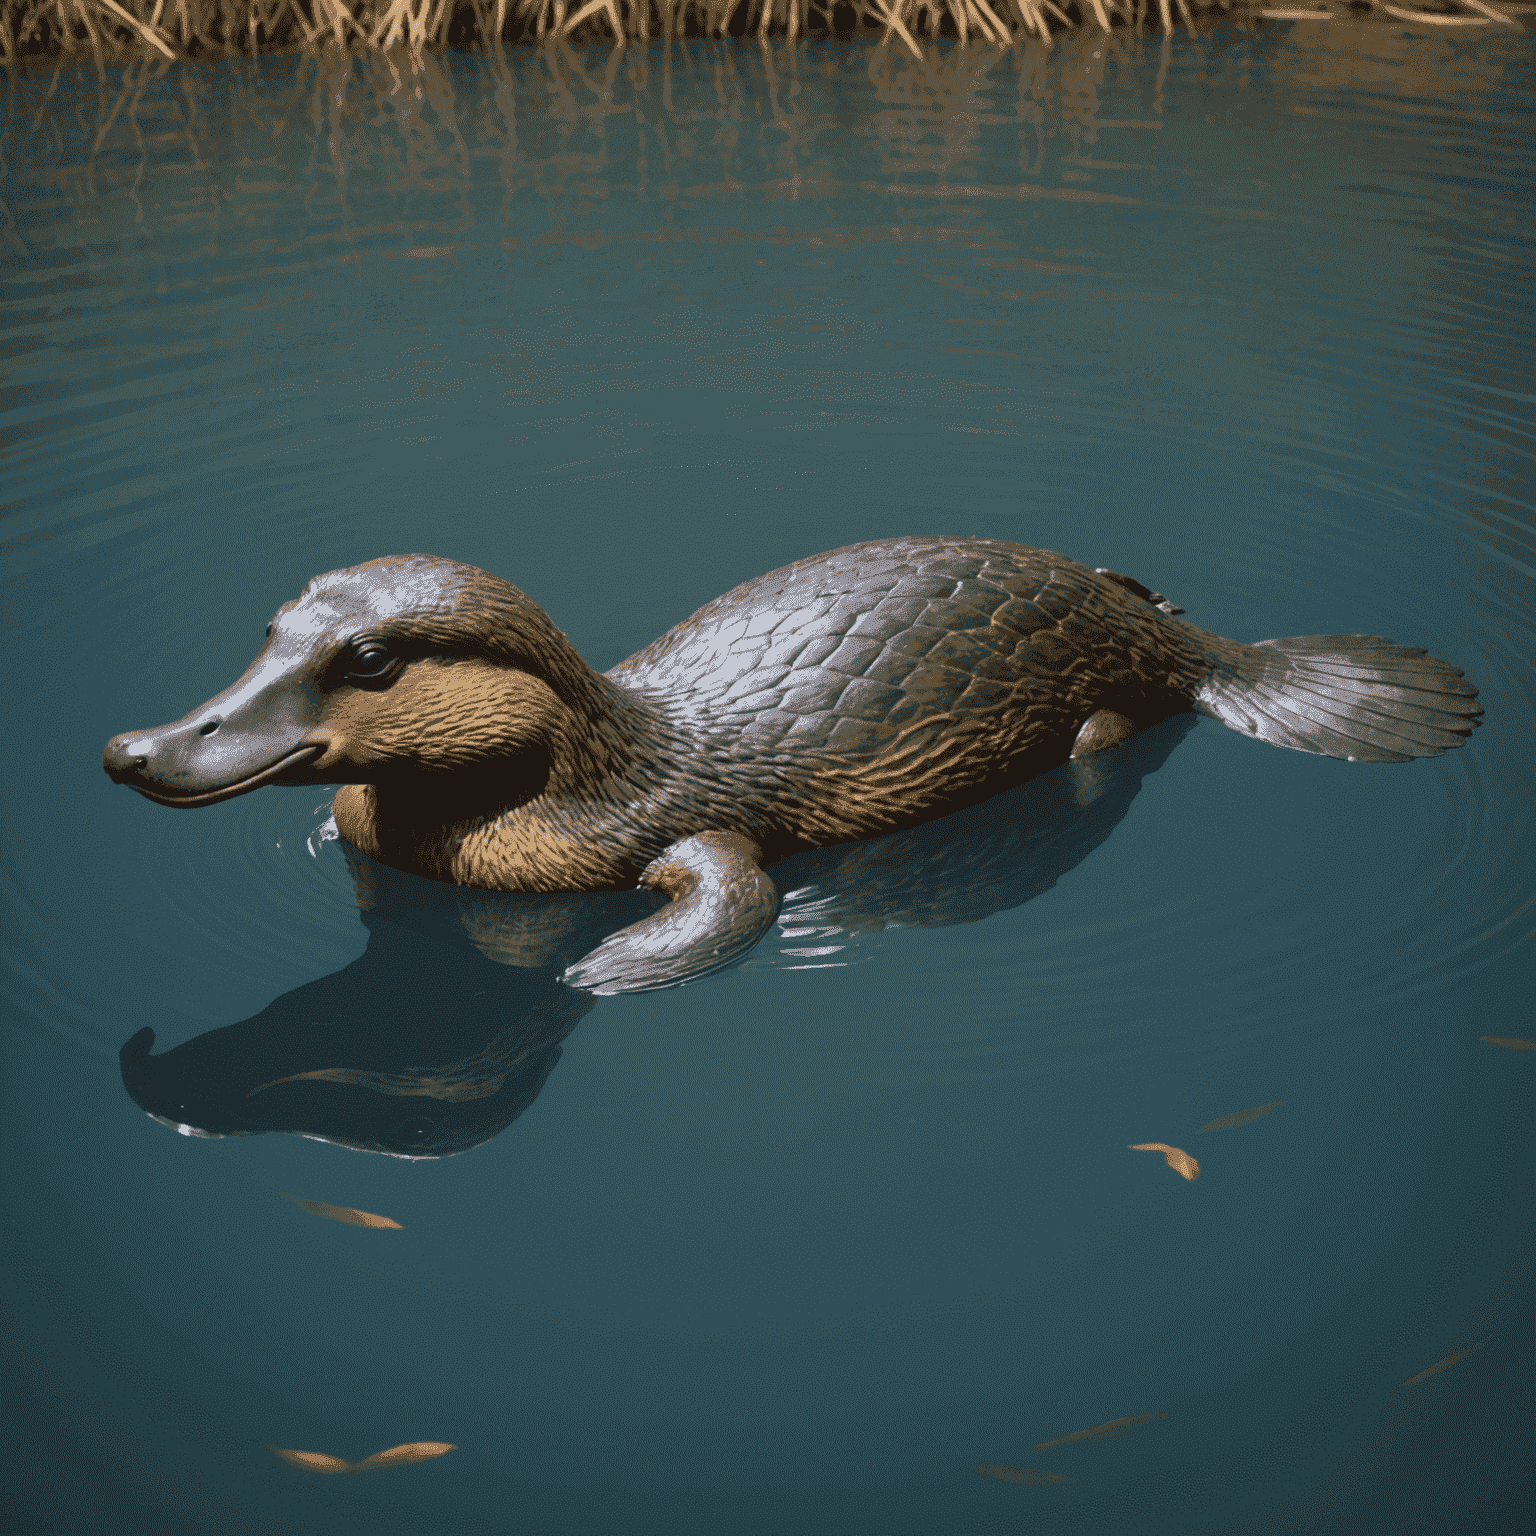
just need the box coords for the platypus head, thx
[104,555,611,809]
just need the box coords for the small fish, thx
[268,1447,352,1474]
[269,1441,457,1473]
[280,1193,402,1230]
[352,1442,458,1471]
[1032,1412,1166,1450]
[1479,1036,1535,1051]
[1399,1336,1492,1388]
[971,1464,1077,1485]
[1198,1101,1283,1133]
[1129,1143,1200,1181]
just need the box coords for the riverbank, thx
[3,0,1528,69]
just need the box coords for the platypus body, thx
[104,537,1482,993]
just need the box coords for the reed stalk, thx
[0,0,1514,64]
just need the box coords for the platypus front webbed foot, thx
[562,832,781,996]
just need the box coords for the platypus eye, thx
[342,641,401,689]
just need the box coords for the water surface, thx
[3,26,1533,1536]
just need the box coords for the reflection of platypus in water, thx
[120,848,618,1158]
[119,719,1195,1157]
[104,538,1481,994]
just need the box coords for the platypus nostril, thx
[198,719,221,737]
[103,735,150,780]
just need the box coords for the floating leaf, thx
[352,1442,458,1471]
[1198,1101,1283,1133]
[1129,1143,1200,1181]
[268,1446,352,1473]
[280,1193,402,1230]
[971,1464,1077,1485]
[1479,1036,1535,1052]
[1399,1336,1492,1388]
[1032,1413,1167,1451]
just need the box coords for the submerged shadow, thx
[119,713,1197,1157]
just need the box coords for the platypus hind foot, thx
[1071,710,1137,759]
[562,832,781,996]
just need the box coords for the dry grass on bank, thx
[1,0,1522,66]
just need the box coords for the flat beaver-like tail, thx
[1196,635,1483,763]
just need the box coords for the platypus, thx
[103,537,1482,993]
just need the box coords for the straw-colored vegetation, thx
[4,0,1520,67]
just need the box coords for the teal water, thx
[3,26,1533,1535]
